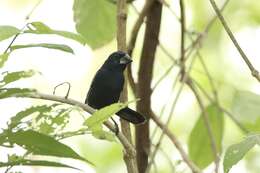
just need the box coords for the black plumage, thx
[85,51,146,124]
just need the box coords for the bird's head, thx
[102,51,132,71]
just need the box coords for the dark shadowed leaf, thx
[0,26,20,41]
[73,0,116,48]
[0,70,37,88]
[223,134,260,173]
[232,90,260,132]
[188,104,224,168]
[11,43,74,54]
[6,130,93,165]
[25,22,86,45]
[0,53,10,68]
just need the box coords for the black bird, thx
[85,51,146,124]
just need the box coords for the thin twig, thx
[24,92,136,156]
[117,0,138,172]
[187,80,219,173]
[192,79,249,134]
[184,0,230,60]
[147,56,198,173]
[3,0,44,54]
[207,0,260,81]
[179,0,186,79]
[53,82,71,99]
[149,112,201,173]
[127,0,155,56]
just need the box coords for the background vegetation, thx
[0,0,260,173]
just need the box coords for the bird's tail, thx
[116,107,146,124]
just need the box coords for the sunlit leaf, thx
[223,134,260,173]
[10,105,54,128]
[0,53,10,68]
[73,0,116,48]
[85,102,127,129]
[0,159,80,170]
[6,130,93,164]
[25,22,86,45]
[90,125,116,142]
[188,104,224,168]
[0,88,36,99]
[0,26,20,41]
[11,43,74,54]
[0,70,38,88]
[232,90,260,132]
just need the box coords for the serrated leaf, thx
[232,90,260,132]
[0,159,80,170]
[85,102,127,129]
[0,53,10,68]
[188,104,224,168]
[223,134,260,173]
[73,0,116,48]
[10,105,54,128]
[10,105,52,129]
[0,88,36,99]
[25,22,86,45]
[6,130,93,165]
[11,43,74,54]
[0,70,37,88]
[0,26,20,41]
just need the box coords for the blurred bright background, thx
[0,0,260,173]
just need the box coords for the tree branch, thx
[135,1,162,172]
[187,80,220,173]
[117,0,138,173]
[208,0,260,82]
[24,92,136,155]
[149,111,201,173]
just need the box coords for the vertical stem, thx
[136,1,162,172]
[179,0,186,79]
[117,1,138,173]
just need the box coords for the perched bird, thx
[85,51,146,124]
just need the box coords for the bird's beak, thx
[120,54,132,64]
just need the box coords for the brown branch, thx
[25,92,136,155]
[179,0,186,79]
[149,112,201,173]
[187,80,219,173]
[207,0,260,82]
[135,1,162,172]
[117,0,138,173]
[127,0,155,56]
[126,1,156,97]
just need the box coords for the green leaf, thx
[223,134,260,173]
[0,70,37,88]
[85,102,127,129]
[9,104,56,129]
[0,26,20,41]
[0,88,36,99]
[73,0,116,48]
[0,159,80,170]
[25,22,86,45]
[90,125,116,142]
[232,90,260,132]
[0,53,10,68]
[11,43,74,54]
[188,104,224,168]
[6,130,93,164]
